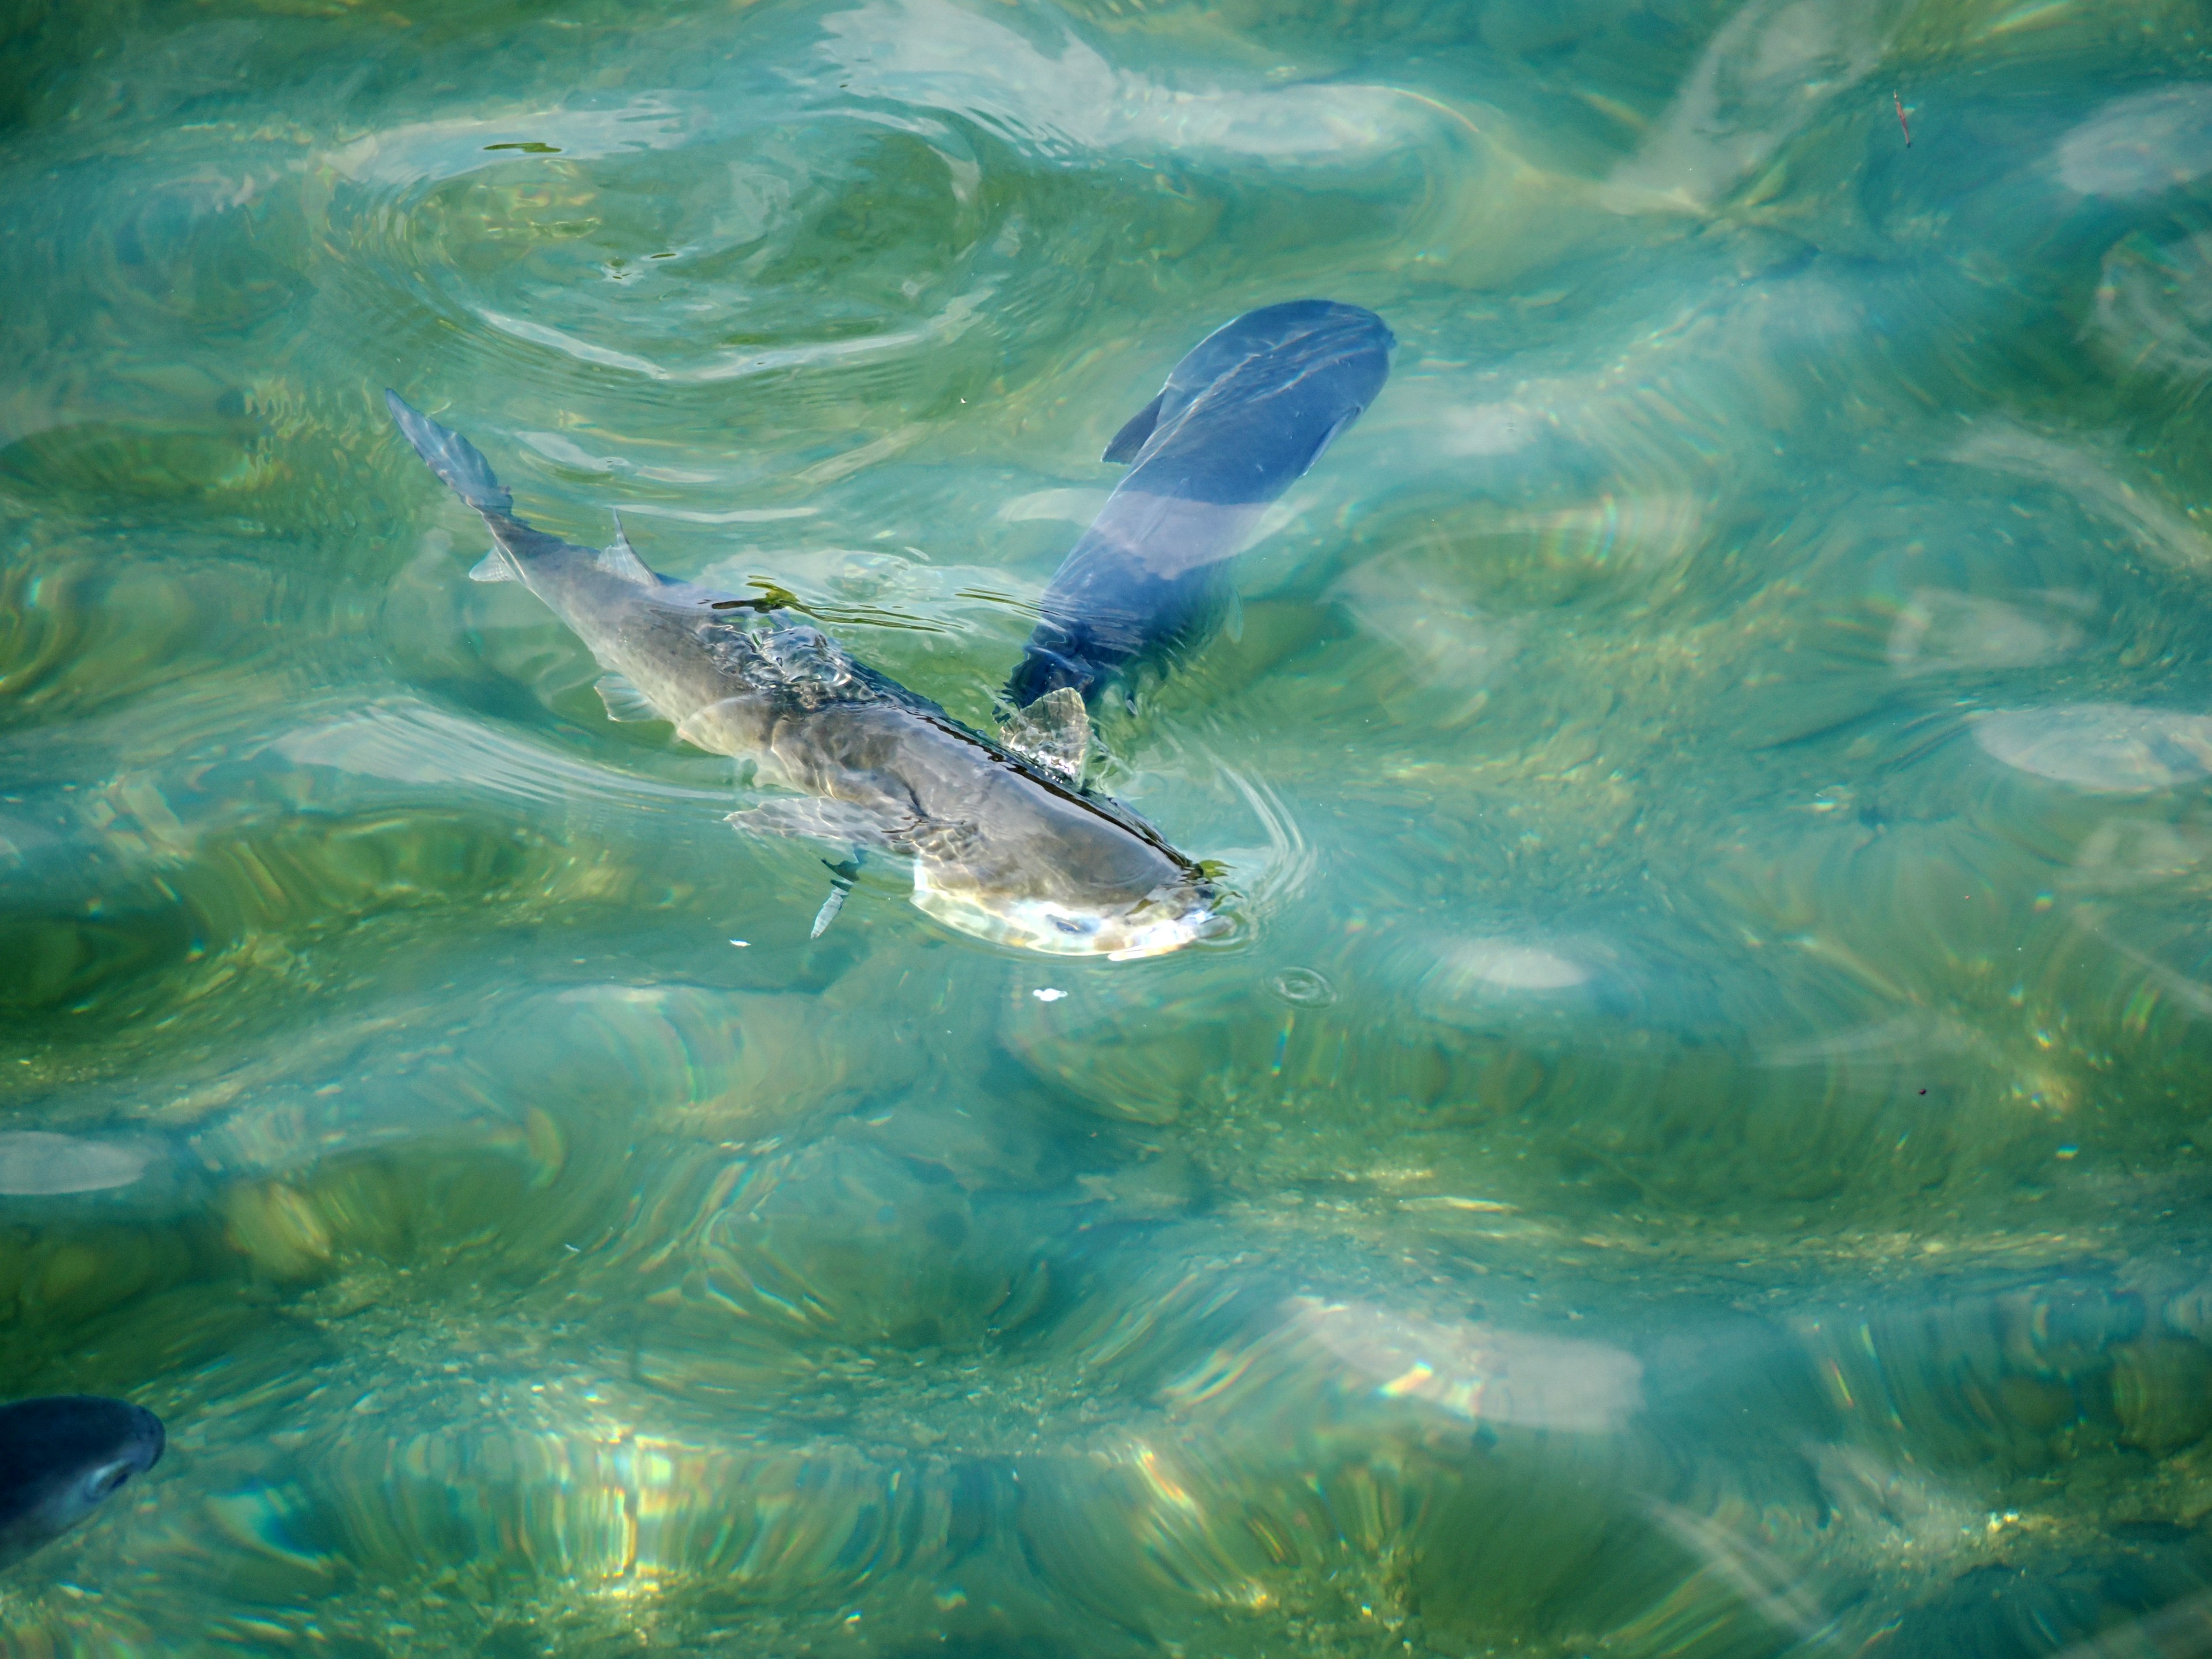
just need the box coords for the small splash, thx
[1268,967,1337,1007]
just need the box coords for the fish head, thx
[0,1396,165,1570]
[884,727,1229,959]
[910,843,1224,961]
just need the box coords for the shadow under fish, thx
[1002,300,1395,718]
[384,393,1217,958]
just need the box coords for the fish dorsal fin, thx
[1001,685,1090,783]
[596,512,658,585]
[1101,392,1165,464]
[594,673,661,724]
[596,510,659,585]
[468,547,518,583]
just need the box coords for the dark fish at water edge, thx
[0,1395,164,1572]
[1005,299,1395,713]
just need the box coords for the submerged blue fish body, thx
[0,1395,164,1571]
[1005,300,1394,711]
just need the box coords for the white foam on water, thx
[271,700,732,810]
[819,0,1433,164]
[324,100,690,188]
[2055,84,2212,199]
[0,1131,151,1195]
[1434,938,1593,993]
[1974,704,2212,794]
[1294,1298,1643,1432]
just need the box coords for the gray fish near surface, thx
[384,392,1219,958]
[0,1396,164,1572]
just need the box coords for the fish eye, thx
[84,1461,134,1501]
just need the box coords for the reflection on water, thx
[9,0,2212,1652]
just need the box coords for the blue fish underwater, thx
[0,1395,164,1572]
[1003,300,1394,715]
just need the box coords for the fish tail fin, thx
[385,391,516,518]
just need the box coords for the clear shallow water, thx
[7,0,2212,1652]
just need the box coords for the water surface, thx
[8,0,2212,1653]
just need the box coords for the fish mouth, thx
[910,868,1219,959]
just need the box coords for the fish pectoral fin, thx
[1299,408,1359,475]
[726,797,901,853]
[597,511,661,586]
[810,855,863,938]
[468,548,518,583]
[1000,685,1090,783]
[594,673,663,724]
[1101,391,1165,464]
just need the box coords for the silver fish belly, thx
[385,393,1217,958]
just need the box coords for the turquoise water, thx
[7,0,2212,1650]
